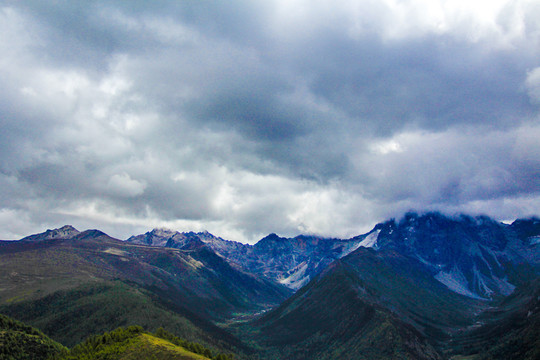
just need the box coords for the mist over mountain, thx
[234,213,540,359]
[2,2,540,359]
[126,211,540,299]
[1,211,539,359]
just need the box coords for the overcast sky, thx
[1,0,539,243]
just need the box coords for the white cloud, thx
[526,67,540,104]
[0,208,33,240]
[271,0,528,43]
[0,1,539,242]
[106,173,147,198]
[370,139,404,155]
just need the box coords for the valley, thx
[1,212,539,359]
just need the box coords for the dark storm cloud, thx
[358,127,540,205]
[301,35,536,134]
[0,0,539,242]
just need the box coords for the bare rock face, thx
[20,225,80,242]
[126,213,540,298]
[372,212,540,299]
[126,229,376,290]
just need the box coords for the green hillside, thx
[0,232,288,355]
[0,313,66,360]
[0,280,234,349]
[239,260,442,360]
[55,326,234,360]
[449,279,540,360]
[237,247,491,359]
[0,316,235,360]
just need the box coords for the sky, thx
[1,0,539,243]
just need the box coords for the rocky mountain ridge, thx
[3,211,539,359]
[126,212,540,299]
[128,227,381,290]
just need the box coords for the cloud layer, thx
[1,0,539,242]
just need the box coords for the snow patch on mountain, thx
[359,229,380,249]
[278,262,310,290]
[344,229,380,257]
[435,268,485,300]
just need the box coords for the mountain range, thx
[1,211,539,359]
[127,212,539,300]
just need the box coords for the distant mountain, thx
[128,212,539,299]
[127,228,380,290]
[20,224,80,242]
[233,232,381,290]
[128,228,205,248]
[371,212,540,299]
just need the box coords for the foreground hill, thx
[56,326,234,360]
[0,228,290,354]
[0,313,66,359]
[0,316,234,360]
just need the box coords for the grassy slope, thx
[0,315,235,360]
[339,248,485,342]
[238,247,498,360]
[0,281,218,347]
[239,260,442,360]
[57,327,216,360]
[0,234,289,321]
[449,279,540,360]
[0,239,114,305]
[121,334,212,360]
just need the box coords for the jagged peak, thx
[149,227,179,236]
[21,224,80,241]
[147,228,218,239]
[259,233,283,242]
[58,225,79,232]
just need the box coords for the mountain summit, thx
[245,212,540,359]
[127,212,539,298]
[21,225,80,241]
[126,229,380,290]
[369,212,539,299]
